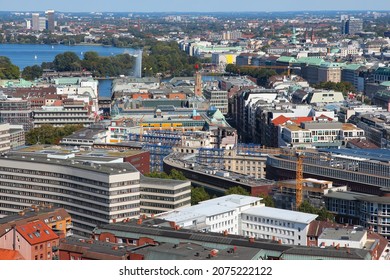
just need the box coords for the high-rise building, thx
[31,13,39,31]
[45,10,55,32]
[341,17,363,35]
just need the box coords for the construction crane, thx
[295,153,304,209]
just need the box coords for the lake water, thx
[0,44,135,69]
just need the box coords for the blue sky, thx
[1,0,390,12]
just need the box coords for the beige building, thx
[318,62,342,83]
[0,123,11,153]
[140,177,191,215]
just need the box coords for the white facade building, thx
[241,207,317,246]
[158,194,318,245]
[158,195,262,235]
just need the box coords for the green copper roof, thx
[295,57,325,66]
[277,56,297,63]
[319,62,344,68]
[342,64,363,71]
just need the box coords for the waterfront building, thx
[45,10,55,32]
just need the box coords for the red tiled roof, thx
[0,249,24,260]
[16,221,59,245]
[272,115,313,126]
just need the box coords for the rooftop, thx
[59,236,133,260]
[136,242,261,260]
[243,206,318,224]
[1,152,139,176]
[16,220,58,245]
[319,227,366,242]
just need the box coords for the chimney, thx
[137,219,142,225]
[18,211,25,216]
[249,237,255,243]
[223,230,228,236]
[335,244,340,250]
[112,246,118,250]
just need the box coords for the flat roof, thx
[199,194,262,208]
[324,191,374,201]
[319,148,390,163]
[160,203,236,223]
[319,228,366,242]
[243,206,318,224]
[1,153,138,176]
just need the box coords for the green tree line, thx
[142,41,204,77]
[20,51,136,80]
[313,81,355,95]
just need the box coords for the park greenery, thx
[19,51,136,79]
[25,124,84,145]
[142,41,204,77]
[225,64,277,86]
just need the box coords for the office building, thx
[140,177,191,215]
[31,13,39,31]
[45,10,55,32]
[0,153,141,236]
[341,17,363,35]
[0,94,33,131]
[0,123,10,153]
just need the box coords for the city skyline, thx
[2,0,390,13]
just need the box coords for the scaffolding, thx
[142,143,173,172]
[196,147,225,170]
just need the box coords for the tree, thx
[21,65,43,81]
[169,169,187,180]
[25,124,83,145]
[0,56,20,79]
[53,52,81,72]
[258,193,275,207]
[225,186,250,196]
[191,187,210,205]
[298,201,335,222]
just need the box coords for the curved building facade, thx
[266,150,390,195]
